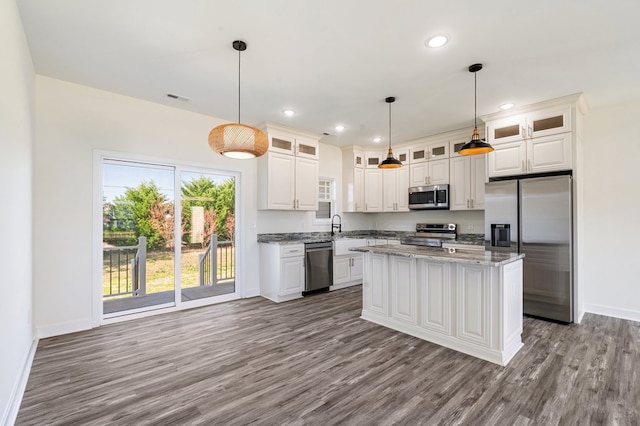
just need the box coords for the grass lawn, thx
[103,246,234,298]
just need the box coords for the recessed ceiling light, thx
[499,103,515,110]
[334,125,345,132]
[426,35,448,48]
[282,109,296,117]
[372,137,383,143]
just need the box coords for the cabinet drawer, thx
[280,244,305,258]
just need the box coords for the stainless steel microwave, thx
[408,184,449,210]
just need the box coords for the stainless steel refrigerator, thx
[485,174,573,323]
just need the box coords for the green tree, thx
[181,177,235,242]
[112,181,170,249]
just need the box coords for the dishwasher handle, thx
[305,247,333,253]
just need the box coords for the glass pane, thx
[454,142,465,153]
[432,146,445,156]
[180,171,236,302]
[272,137,293,151]
[533,115,564,133]
[298,144,316,156]
[494,124,520,139]
[413,150,425,160]
[103,161,175,315]
[368,157,379,166]
[398,153,407,162]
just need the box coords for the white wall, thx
[582,99,640,321]
[33,76,262,337]
[0,0,35,422]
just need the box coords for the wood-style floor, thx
[17,286,640,425]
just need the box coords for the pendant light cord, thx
[474,71,477,129]
[237,46,241,124]
[388,101,392,150]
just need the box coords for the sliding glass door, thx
[101,159,238,318]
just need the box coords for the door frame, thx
[93,150,244,326]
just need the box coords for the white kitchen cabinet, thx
[409,158,449,186]
[342,147,365,212]
[390,256,417,325]
[456,263,491,348]
[364,168,383,212]
[259,243,305,303]
[418,259,451,335]
[488,133,571,178]
[486,107,571,145]
[449,154,486,210]
[365,151,385,168]
[382,166,409,212]
[257,123,320,211]
[362,252,388,316]
[409,138,449,163]
[332,238,366,289]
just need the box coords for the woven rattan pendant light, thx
[459,63,494,155]
[378,97,403,169]
[208,40,268,159]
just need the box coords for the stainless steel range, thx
[401,223,457,247]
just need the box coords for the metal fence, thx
[103,236,147,298]
[199,236,235,286]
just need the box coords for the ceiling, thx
[16,0,640,148]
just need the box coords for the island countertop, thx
[350,244,524,267]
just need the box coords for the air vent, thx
[166,93,190,102]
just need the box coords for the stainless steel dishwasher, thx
[304,241,333,294]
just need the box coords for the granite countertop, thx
[350,244,524,267]
[257,231,485,246]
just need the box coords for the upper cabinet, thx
[257,122,320,210]
[409,138,449,163]
[482,94,586,178]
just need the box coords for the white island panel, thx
[358,246,524,366]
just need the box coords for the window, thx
[315,178,335,222]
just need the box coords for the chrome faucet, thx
[331,214,342,236]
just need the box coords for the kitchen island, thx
[350,244,525,366]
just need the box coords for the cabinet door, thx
[409,163,428,186]
[395,166,410,211]
[487,116,526,144]
[295,137,319,160]
[280,257,304,296]
[295,157,319,210]
[410,146,429,164]
[449,156,470,211]
[469,154,486,210]
[395,148,410,165]
[365,151,384,168]
[418,260,451,335]
[456,264,491,347]
[353,149,364,168]
[527,133,571,173]
[350,254,364,282]
[269,133,296,155]
[363,253,388,315]
[267,152,296,209]
[527,108,571,139]
[390,256,417,324]
[382,169,397,212]
[333,256,351,285]
[487,141,527,178]
[354,167,364,212]
[364,168,383,212]
[428,158,450,185]
[426,139,449,159]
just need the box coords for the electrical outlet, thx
[467,223,474,230]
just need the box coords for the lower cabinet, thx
[418,259,451,335]
[259,243,305,303]
[363,253,388,315]
[361,252,524,366]
[333,255,363,288]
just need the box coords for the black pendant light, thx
[459,63,494,156]
[378,97,403,169]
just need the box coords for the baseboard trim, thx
[3,338,38,426]
[584,303,640,322]
[36,318,93,339]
